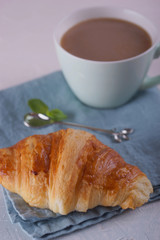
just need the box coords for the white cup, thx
[54,6,160,108]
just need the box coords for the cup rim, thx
[54,6,159,64]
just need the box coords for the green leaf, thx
[47,109,67,121]
[27,98,67,122]
[28,99,49,114]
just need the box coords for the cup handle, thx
[140,43,160,90]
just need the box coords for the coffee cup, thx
[54,6,160,108]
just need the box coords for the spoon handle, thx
[56,121,114,135]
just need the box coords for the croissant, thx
[0,128,152,215]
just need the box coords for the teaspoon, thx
[24,112,134,143]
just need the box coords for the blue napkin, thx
[0,71,160,239]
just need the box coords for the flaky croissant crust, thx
[0,128,153,215]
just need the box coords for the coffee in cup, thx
[60,18,152,62]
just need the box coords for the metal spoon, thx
[24,112,134,143]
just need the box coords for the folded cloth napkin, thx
[0,71,160,239]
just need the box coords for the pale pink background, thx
[0,1,160,240]
[0,0,160,90]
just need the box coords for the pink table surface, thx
[0,0,160,240]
